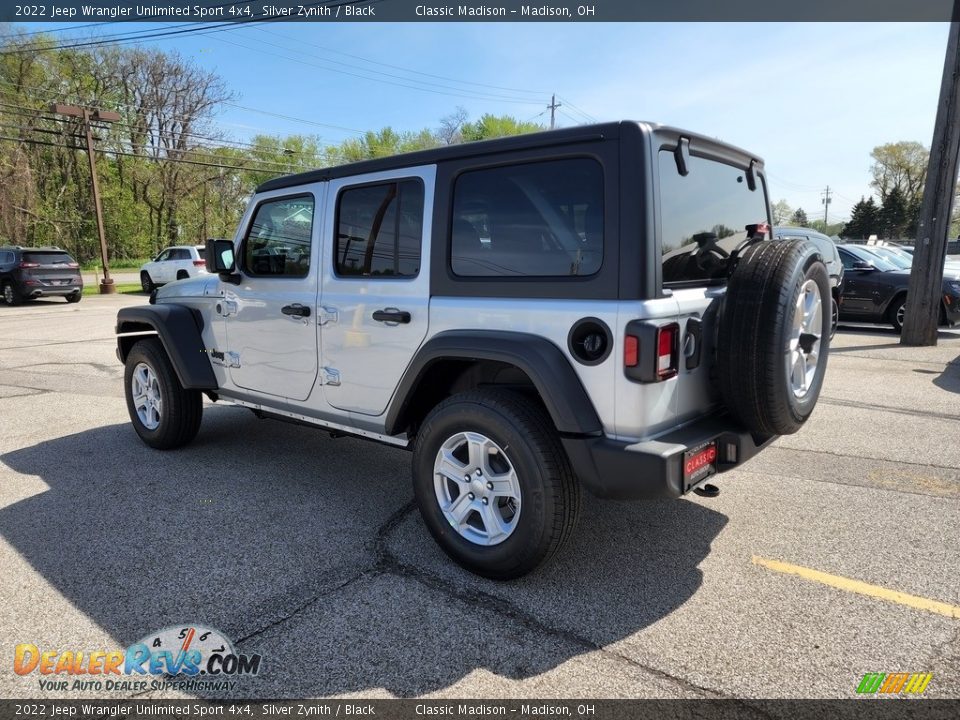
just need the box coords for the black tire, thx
[176,270,189,280]
[140,272,154,294]
[717,239,831,436]
[889,295,907,333]
[412,389,580,580]
[123,338,203,450]
[65,291,82,303]
[3,281,23,306]
[830,295,839,339]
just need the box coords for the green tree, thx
[880,186,908,239]
[790,207,809,226]
[461,114,543,141]
[870,141,928,209]
[772,199,793,225]
[842,197,881,239]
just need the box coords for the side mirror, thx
[206,238,235,271]
[852,260,874,271]
[206,238,241,285]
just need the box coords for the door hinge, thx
[318,306,339,326]
[322,367,341,386]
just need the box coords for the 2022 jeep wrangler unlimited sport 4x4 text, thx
[116,122,830,579]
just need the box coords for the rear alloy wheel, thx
[890,297,907,333]
[65,291,81,303]
[176,270,189,280]
[140,272,154,294]
[3,282,22,306]
[412,389,579,579]
[124,338,203,449]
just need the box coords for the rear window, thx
[659,151,769,286]
[23,252,75,265]
[450,158,603,277]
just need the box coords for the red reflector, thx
[624,335,639,367]
[656,324,678,379]
[193,260,206,266]
[19,262,39,269]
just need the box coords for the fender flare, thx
[116,305,217,390]
[384,330,602,436]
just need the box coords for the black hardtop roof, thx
[255,120,764,194]
[256,121,621,193]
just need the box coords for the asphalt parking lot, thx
[1,295,958,700]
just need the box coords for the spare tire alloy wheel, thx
[788,279,823,399]
[717,239,832,436]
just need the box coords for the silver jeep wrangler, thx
[116,122,830,579]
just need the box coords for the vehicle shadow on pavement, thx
[0,405,727,697]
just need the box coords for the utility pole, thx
[50,103,121,294]
[902,20,960,346]
[821,185,832,225]
[547,94,562,130]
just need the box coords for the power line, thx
[0,132,294,174]
[0,100,317,162]
[254,25,546,97]
[212,35,543,107]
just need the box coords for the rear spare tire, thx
[717,239,831,436]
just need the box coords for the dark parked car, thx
[0,246,83,305]
[775,226,843,337]
[837,244,960,332]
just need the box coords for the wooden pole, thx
[902,20,960,345]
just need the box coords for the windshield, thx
[845,245,900,271]
[867,247,911,269]
[22,251,76,266]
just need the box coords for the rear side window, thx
[335,179,424,278]
[23,252,75,265]
[450,158,603,277]
[659,151,768,285]
[244,195,314,277]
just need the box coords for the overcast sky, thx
[19,21,951,221]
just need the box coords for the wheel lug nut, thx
[482,497,489,505]
[486,482,494,490]
[464,475,470,482]
[468,493,475,500]
[475,469,482,476]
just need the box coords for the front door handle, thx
[281,304,311,318]
[372,308,411,324]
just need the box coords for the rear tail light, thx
[624,335,639,368]
[193,260,206,267]
[623,321,680,382]
[67,262,79,269]
[656,323,679,380]
[19,261,39,268]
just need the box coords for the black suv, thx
[0,246,83,305]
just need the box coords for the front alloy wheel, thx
[123,338,203,449]
[131,362,163,430]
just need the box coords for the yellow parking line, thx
[751,556,960,619]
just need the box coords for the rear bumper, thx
[561,412,775,500]
[23,283,82,297]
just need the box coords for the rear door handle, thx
[372,308,411,324]
[281,304,311,318]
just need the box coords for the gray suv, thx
[115,122,831,578]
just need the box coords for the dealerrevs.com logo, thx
[14,624,262,693]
